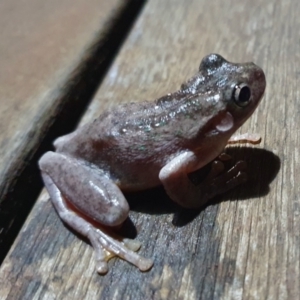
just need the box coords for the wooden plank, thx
[0,0,299,299]
[0,0,120,198]
[0,0,144,260]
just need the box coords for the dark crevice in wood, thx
[0,0,147,265]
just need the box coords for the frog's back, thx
[54,87,225,164]
[53,101,160,156]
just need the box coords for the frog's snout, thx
[252,64,266,98]
[253,64,266,82]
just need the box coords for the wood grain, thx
[0,0,121,200]
[0,0,299,299]
[0,0,144,262]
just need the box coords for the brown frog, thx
[39,54,266,274]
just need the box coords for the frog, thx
[39,54,266,274]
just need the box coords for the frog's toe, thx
[213,160,247,185]
[137,257,154,272]
[97,261,109,275]
[205,160,225,181]
[123,238,142,251]
[234,160,247,171]
[218,152,232,161]
[209,161,248,195]
[211,160,225,174]
[226,170,247,189]
[228,133,261,145]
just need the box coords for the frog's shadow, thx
[125,147,280,228]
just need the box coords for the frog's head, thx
[199,54,265,125]
[181,53,266,137]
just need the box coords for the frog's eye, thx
[233,83,251,107]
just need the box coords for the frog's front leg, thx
[159,151,247,208]
[39,152,153,274]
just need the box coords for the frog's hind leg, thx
[228,133,261,144]
[39,152,153,274]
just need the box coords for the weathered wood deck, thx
[0,0,299,299]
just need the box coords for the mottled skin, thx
[39,54,266,274]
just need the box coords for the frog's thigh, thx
[39,151,129,226]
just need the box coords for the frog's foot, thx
[228,133,261,145]
[41,172,153,274]
[200,160,247,199]
[87,226,153,274]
